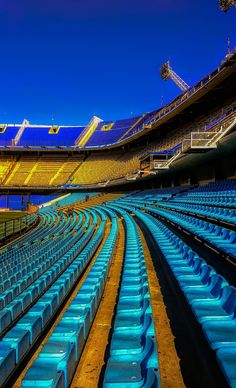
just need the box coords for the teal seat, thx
[0,342,16,387]
[217,347,236,388]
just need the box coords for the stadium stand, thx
[0,156,16,185]
[18,126,85,147]
[0,53,236,388]
[0,100,235,188]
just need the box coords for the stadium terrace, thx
[0,33,236,388]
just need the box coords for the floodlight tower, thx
[218,0,236,12]
[160,61,189,92]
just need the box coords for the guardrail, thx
[0,212,38,244]
[149,64,227,127]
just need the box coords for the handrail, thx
[0,211,38,244]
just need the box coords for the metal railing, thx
[0,212,38,244]
[148,59,233,128]
[182,111,236,152]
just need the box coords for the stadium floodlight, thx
[218,0,236,11]
[160,61,189,92]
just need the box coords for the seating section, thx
[18,126,85,147]
[173,179,236,208]
[84,116,141,147]
[71,151,141,185]
[4,155,83,187]
[118,180,236,259]
[0,126,20,147]
[0,101,234,156]
[0,181,235,386]
[0,157,16,184]
[157,201,236,226]
[5,156,41,186]
[106,180,236,387]
[0,101,235,188]
[131,209,236,388]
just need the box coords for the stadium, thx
[0,1,236,387]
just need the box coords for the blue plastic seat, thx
[216,346,236,388]
[104,337,159,387]
[202,315,236,350]
[16,315,42,344]
[2,328,30,362]
[22,364,64,387]
[0,310,12,332]
[0,342,16,386]
[191,286,236,324]
[49,322,84,361]
[184,274,226,305]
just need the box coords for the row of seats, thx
[0,206,105,386]
[21,207,118,387]
[126,186,190,201]
[173,194,236,208]
[103,204,160,387]
[157,201,236,226]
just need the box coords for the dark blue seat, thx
[184,274,226,305]
[191,286,236,324]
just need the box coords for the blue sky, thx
[0,0,235,125]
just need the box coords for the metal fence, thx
[0,212,38,244]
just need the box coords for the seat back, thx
[200,265,212,284]
[210,274,226,297]
[222,286,236,315]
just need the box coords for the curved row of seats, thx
[0,205,105,386]
[148,207,236,260]
[103,205,160,387]
[118,199,236,260]
[108,198,236,387]
[157,201,236,227]
[173,195,236,208]
[21,206,118,387]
